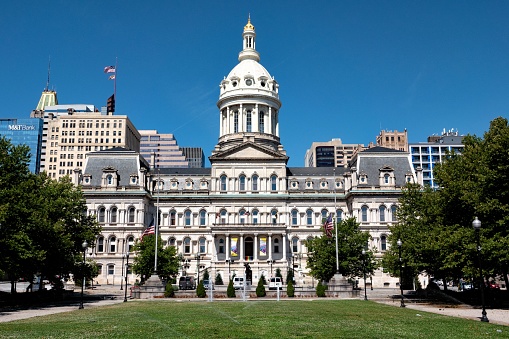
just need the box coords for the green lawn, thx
[0,300,507,338]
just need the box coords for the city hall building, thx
[81,18,421,288]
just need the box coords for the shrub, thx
[256,277,266,297]
[196,281,206,298]
[275,268,283,284]
[215,273,224,285]
[227,279,236,298]
[260,274,267,285]
[287,280,295,297]
[164,283,175,298]
[316,281,327,297]
[203,269,210,281]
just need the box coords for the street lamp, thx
[195,254,202,285]
[267,259,274,276]
[473,217,489,322]
[397,239,405,308]
[120,253,125,291]
[226,259,234,281]
[79,240,88,309]
[362,249,367,301]
[124,251,130,302]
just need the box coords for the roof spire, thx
[244,14,255,32]
[46,56,51,91]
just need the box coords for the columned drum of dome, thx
[215,17,283,154]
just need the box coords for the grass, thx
[0,300,507,338]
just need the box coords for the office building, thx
[376,129,408,152]
[139,130,188,168]
[304,139,365,167]
[180,147,205,168]
[0,118,43,173]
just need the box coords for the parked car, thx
[179,276,196,290]
[268,277,283,290]
[203,280,214,290]
[487,282,500,289]
[233,277,245,290]
[461,283,473,291]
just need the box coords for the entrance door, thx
[244,237,254,261]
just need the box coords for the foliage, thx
[287,280,295,297]
[227,279,235,297]
[132,235,179,284]
[275,268,283,283]
[286,269,294,286]
[255,277,266,297]
[316,281,326,297]
[260,274,267,285]
[306,218,372,282]
[196,280,206,298]
[164,282,175,298]
[215,272,224,285]
[202,269,209,281]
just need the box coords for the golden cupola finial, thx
[244,14,255,32]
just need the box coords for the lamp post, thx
[120,253,125,290]
[267,259,274,276]
[397,239,405,308]
[124,251,130,302]
[362,249,367,301]
[195,254,201,285]
[79,240,88,309]
[227,259,234,280]
[473,217,489,322]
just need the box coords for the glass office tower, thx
[0,118,43,173]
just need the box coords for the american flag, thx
[104,65,116,73]
[141,218,155,238]
[323,214,333,238]
[245,211,250,216]
[108,75,116,80]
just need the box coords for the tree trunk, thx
[10,279,16,294]
[502,266,509,292]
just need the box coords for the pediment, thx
[209,141,288,161]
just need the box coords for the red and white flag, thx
[104,65,116,73]
[109,75,116,80]
[323,214,333,238]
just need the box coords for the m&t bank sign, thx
[8,124,36,131]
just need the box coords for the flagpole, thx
[154,168,160,273]
[114,57,117,106]
[334,168,339,273]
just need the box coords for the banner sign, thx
[231,237,238,256]
[260,237,267,256]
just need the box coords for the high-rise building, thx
[376,129,408,151]
[180,147,205,168]
[139,130,188,168]
[304,139,365,167]
[409,129,464,188]
[0,118,43,173]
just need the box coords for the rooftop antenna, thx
[46,56,51,91]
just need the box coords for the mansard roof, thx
[286,167,348,176]
[154,168,211,176]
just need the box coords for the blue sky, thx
[1,1,508,167]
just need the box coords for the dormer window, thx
[305,178,313,189]
[185,179,193,189]
[101,166,118,187]
[170,178,178,190]
[200,178,209,189]
[359,172,368,184]
[83,174,91,185]
[379,166,395,186]
[320,179,328,189]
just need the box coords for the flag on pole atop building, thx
[109,75,115,80]
[323,214,333,238]
[104,65,116,73]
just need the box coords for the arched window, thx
[199,238,206,254]
[106,174,113,185]
[97,236,104,252]
[336,209,343,222]
[220,175,227,191]
[199,210,206,226]
[381,235,387,251]
[391,205,398,222]
[271,209,278,224]
[384,173,390,184]
[271,175,277,191]
[184,237,191,254]
[127,236,134,252]
[246,110,252,132]
[259,111,264,133]
[291,209,299,225]
[274,238,280,253]
[169,237,176,248]
[252,209,259,224]
[306,209,313,225]
[220,209,227,224]
[239,210,246,224]
[321,209,328,220]
[128,207,135,223]
[184,210,192,226]
[361,206,368,222]
[109,237,116,253]
[98,207,105,223]
[379,206,386,222]
[170,210,176,226]
[292,237,299,253]
[252,174,258,191]
[219,238,225,254]
[239,175,246,191]
[110,207,117,223]
[234,111,239,133]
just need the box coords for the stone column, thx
[254,233,258,261]
[226,234,230,259]
[282,233,287,262]
[268,234,272,260]
[240,234,244,262]
[268,107,273,135]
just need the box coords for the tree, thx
[227,279,235,297]
[286,269,294,286]
[202,269,210,281]
[255,277,266,297]
[215,273,224,285]
[316,281,326,297]
[306,218,372,283]
[132,235,179,284]
[275,268,283,284]
[196,280,206,298]
[287,280,295,297]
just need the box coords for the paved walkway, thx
[1,286,508,326]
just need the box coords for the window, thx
[108,265,114,275]
[168,237,176,248]
[234,111,239,133]
[128,207,135,223]
[184,238,191,254]
[361,206,368,222]
[199,238,206,254]
[239,210,246,224]
[199,210,206,226]
[291,209,298,225]
[239,175,246,191]
[381,235,387,251]
[246,110,252,132]
[259,111,264,133]
[306,209,313,225]
[252,174,258,191]
[220,175,227,191]
[97,237,104,252]
[384,174,390,184]
[170,210,176,226]
[292,237,299,253]
[336,209,343,222]
[127,236,134,252]
[391,205,398,222]
[252,209,259,224]
[110,207,117,223]
[219,238,225,254]
[271,209,278,224]
[220,210,227,224]
[185,210,191,226]
[274,238,280,253]
[106,174,113,185]
[271,175,277,191]
[321,209,328,220]
[98,207,105,223]
[379,206,386,222]
[109,237,116,253]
